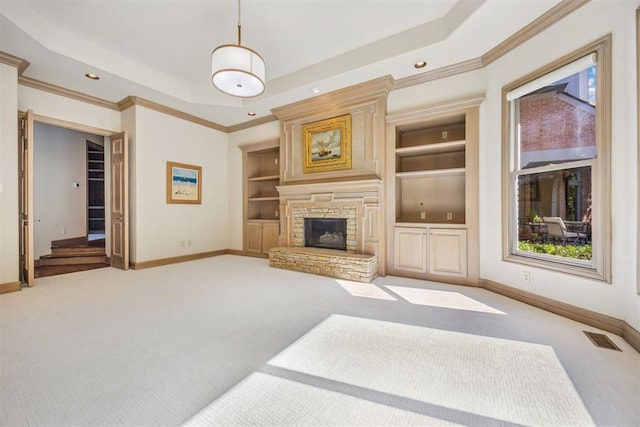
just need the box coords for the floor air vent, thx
[583,331,622,351]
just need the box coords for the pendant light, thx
[211,0,265,97]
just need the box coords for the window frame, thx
[501,35,611,282]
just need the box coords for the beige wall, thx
[0,62,19,284]
[18,86,121,132]
[33,123,104,258]
[388,69,486,114]
[130,106,229,263]
[479,0,639,331]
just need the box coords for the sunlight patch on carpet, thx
[182,372,458,426]
[336,279,397,301]
[268,315,593,426]
[385,286,506,314]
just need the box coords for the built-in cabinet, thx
[394,227,427,273]
[242,140,280,257]
[428,228,467,278]
[386,96,481,285]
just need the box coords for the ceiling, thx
[0,0,563,128]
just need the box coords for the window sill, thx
[504,252,609,283]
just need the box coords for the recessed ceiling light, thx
[311,87,321,94]
[414,61,427,69]
[247,112,256,116]
[85,73,100,80]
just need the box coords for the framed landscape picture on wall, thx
[166,161,202,204]
[302,114,352,173]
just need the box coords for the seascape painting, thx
[302,114,352,174]
[310,129,342,161]
[166,161,202,204]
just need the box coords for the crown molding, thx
[0,51,30,75]
[227,115,278,133]
[8,0,589,132]
[19,76,120,110]
[393,58,484,91]
[117,96,226,132]
[482,0,590,66]
[393,0,589,92]
[386,93,485,125]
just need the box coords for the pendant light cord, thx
[237,0,242,46]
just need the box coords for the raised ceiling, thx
[0,0,564,127]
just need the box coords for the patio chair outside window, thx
[542,216,587,245]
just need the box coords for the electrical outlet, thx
[180,240,185,247]
[442,130,448,139]
[420,211,426,220]
[447,212,453,221]
[523,271,530,283]
[62,228,66,235]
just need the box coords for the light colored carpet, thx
[1,255,638,426]
[268,314,593,426]
[183,372,459,426]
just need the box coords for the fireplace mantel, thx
[276,179,384,275]
[277,179,382,201]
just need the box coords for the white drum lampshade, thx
[211,44,265,98]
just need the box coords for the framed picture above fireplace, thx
[302,114,352,174]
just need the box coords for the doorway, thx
[32,122,109,277]
[19,112,129,285]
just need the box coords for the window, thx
[502,36,611,282]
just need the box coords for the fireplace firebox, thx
[304,218,347,251]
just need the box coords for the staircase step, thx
[51,247,106,256]
[34,263,110,278]
[51,236,89,248]
[36,255,109,266]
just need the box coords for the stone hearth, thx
[269,247,377,283]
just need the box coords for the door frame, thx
[18,112,126,281]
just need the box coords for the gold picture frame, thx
[302,114,352,174]
[166,161,202,204]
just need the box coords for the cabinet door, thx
[428,228,467,277]
[261,222,280,254]
[394,227,427,273]
[246,222,263,253]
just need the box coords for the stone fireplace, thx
[268,179,383,282]
[268,77,392,281]
[277,179,382,257]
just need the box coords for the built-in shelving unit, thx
[242,141,281,256]
[87,141,105,235]
[395,117,467,224]
[386,96,482,286]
